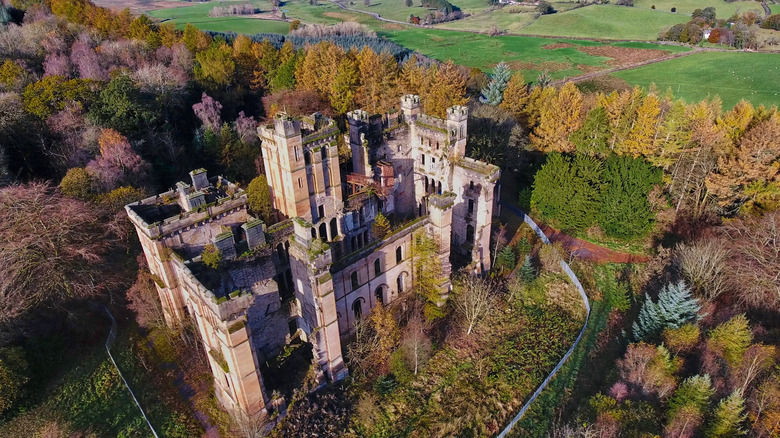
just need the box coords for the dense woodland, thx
[0,0,779,436]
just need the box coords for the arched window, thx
[396,274,405,294]
[437,181,442,195]
[469,180,474,190]
[330,218,338,240]
[375,286,384,305]
[351,272,359,290]
[396,246,402,263]
[310,228,317,239]
[319,223,327,241]
[374,259,381,277]
[352,299,363,319]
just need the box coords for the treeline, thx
[0,0,469,191]
[659,7,767,49]
[500,77,780,219]
[555,208,780,437]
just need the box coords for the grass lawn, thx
[520,4,689,40]
[632,0,766,17]
[613,51,780,108]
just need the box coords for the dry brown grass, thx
[542,42,574,50]
[576,45,671,67]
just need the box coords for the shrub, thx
[201,244,222,269]
[707,314,751,367]
[662,324,700,354]
[59,167,96,201]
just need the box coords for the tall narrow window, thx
[352,299,362,319]
[396,246,402,263]
[351,272,359,290]
[318,205,325,219]
[375,287,384,305]
[298,178,302,188]
[294,146,300,161]
[374,259,381,277]
[421,154,426,165]
[468,199,474,214]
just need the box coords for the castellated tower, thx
[125,96,500,423]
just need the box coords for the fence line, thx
[103,307,160,438]
[497,206,591,438]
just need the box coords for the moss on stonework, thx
[228,320,245,334]
[209,348,230,373]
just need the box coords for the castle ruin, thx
[125,95,501,418]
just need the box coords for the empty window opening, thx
[396,246,402,263]
[351,272,359,290]
[374,259,381,277]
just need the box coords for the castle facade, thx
[125,95,500,417]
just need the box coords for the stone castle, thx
[125,95,500,418]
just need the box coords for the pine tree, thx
[597,155,662,239]
[633,281,702,341]
[495,246,516,271]
[372,212,390,239]
[708,391,747,437]
[519,255,535,283]
[570,106,611,157]
[479,62,510,105]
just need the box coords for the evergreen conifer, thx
[479,62,510,105]
[633,281,702,341]
[519,255,536,283]
[708,391,747,437]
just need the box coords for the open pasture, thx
[613,51,780,108]
[520,5,690,40]
[383,27,690,77]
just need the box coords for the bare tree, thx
[0,183,113,329]
[675,238,730,301]
[452,274,497,336]
[231,407,271,438]
[401,309,430,375]
[722,211,780,312]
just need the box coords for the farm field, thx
[520,5,689,40]
[434,7,538,32]
[383,27,690,75]
[147,0,292,34]
[612,51,780,108]
[631,0,769,16]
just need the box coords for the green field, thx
[435,8,537,33]
[148,1,292,34]
[520,5,689,40]
[631,0,767,16]
[613,51,780,108]
[382,27,689,76]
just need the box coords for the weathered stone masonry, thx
[125,96,501,418]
